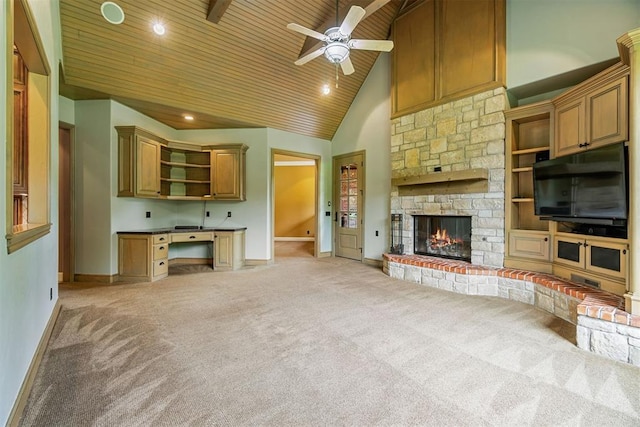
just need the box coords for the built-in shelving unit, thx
[504,101,554,271]
[160,148,211,198]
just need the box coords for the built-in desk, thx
[117,227,246,282]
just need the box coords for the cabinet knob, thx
[159,261,165,266]
[583,242,589,247]
[578,242,583,246]
[623,249,627,255]
[159,246,165,250]
[544,237,548,242]
[189,235,196,239]
[159,237,165,241]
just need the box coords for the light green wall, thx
[332,54,392,261]
[0,1,60,424]
[507,0,640,88]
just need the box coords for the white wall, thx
[332,54,392,261]
[0,1,60,425]
[59,95,75,124]
[507,0,640,88]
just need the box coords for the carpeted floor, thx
[19,246,640,426]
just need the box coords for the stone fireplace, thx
[414,215,472,262]
[390,88,507,268]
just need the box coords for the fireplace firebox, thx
[414,215,472,262]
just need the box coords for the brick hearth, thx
[384,253,640,366]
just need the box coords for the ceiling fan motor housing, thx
[323,27,350,64]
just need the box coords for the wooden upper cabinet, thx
[555,98,586,157]
[210,145,248,201]
[117,126,248,201]
[554,64,629,157]
[392,0,505,117]
[117,126,165,198]
[135,136,162,197]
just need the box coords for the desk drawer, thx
[154,259,168,277]
[153,243,168,260]
[171,232,213,242]
[153,234,169,244]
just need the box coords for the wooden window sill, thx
[7,223,51,253]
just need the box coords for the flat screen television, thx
[532,142,628,226]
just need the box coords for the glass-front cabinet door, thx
[334,153,363,261]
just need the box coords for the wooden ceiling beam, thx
[207,0,232,24]
[298,0,390,59]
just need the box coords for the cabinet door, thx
[553,235,585,269]
[508,231,550,261]
[118,235,152,279]
[136,136,161,197]
[214,232,233,269]
[554,98,585,157]
[586,239,627,280]
[586,76,628,149]
[211,149,241,200]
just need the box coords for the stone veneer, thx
[391,88,507,268]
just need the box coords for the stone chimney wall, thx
[390,88,507,268]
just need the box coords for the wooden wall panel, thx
[392,0,435,115]
[392,0,506,118]
[440,0,495,97]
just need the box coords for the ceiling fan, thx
[286,3,394,76]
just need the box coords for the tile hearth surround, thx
[387,88,640,366]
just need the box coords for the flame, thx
[430,228,462,247]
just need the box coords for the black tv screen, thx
[533,142,627,225]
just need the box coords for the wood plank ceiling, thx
[59,0,403,140]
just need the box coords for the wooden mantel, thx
[391,168,489,196]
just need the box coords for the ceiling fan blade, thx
[364,0,391,18]
[349,39,394,52]
[294,47,326,66]
[340,57,355,75]
[339,5,366,36]
[286,23,327,41]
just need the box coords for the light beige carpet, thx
[19,253,640,426]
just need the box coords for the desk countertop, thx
[117,227,247,235]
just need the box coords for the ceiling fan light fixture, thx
[324,42,349,64]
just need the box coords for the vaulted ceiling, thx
[59,0,406,140]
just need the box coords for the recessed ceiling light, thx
[321,84,331,95]
[184,115,194,121]
[153,22,166,35]
[100,2,125,25]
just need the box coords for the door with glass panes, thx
[334,152,364,260]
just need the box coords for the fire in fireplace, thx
[414,215,472,262]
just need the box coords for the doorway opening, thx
[59,123,74,282]
[272,150,320,260]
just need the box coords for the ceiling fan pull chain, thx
[335,64,339,88]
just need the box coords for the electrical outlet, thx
[206,211,210,217]
[227,211,232,218]
[146,211,151,218]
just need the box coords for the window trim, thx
[5,0,52,254]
